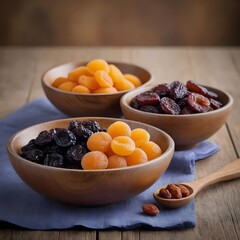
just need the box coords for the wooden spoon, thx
[153,159,240,208]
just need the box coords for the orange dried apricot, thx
[81,151,108,170]
[72,85,90,94]
[125,148,148,166]
[111,136,135,156]
[94,70,113,88]
[68,66,92,81]
[107,155,127,169]
[78,75,100,91]
[124,74,142,87]
[107,121,131,138]
[87,59,109,73]
[52,77,69,88]
[140,141,162,160]
[93,87,118,94]
[114,78,135,91]
[58,81,77,91]
[108,64,124,84]
[130,128,150,147]
[87,132,112,153]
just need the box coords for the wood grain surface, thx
[0,47,239,240]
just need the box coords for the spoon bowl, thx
[154,159,240,208]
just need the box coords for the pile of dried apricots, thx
[52,59,142,94]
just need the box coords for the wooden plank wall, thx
[1,0,240,46]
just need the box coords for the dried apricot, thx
[58,81,77,91]
[93,87,118,94]
[52,77,70,88]
[124,74,142,87]
[107,155,127,169]
[72,85,91,94]
[107,121,131,138]
[87,59,109,73]
[125,148,148,166]
[78,75,100,91]
[87,132,112,153]
[81,151,108,170]
[94,70,113,88]
[130,128,150,147]
[140,141,162,160]
[111,136,135,156]
[68,66,92,81]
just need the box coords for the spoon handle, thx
[194,159,240,191]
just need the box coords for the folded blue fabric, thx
[0,98,220,230]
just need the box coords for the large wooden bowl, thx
[7,117,174,206]
[120,85,233,150]
[42,62,153,117]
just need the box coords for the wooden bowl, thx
[120,85,233,150]
[41,61,153,117]
[7,117,174,206]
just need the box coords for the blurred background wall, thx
[1,0,239,46]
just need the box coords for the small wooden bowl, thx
[7,117,174,206]
[120,85,233,150]
[41,61,153,117]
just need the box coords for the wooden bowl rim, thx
[41,61,154,96]
[120,84,234,118]
[7,117,175,173]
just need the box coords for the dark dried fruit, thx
[21,149,44,164]
[210,98,223,110]
[130,97,141,109]
[44,153,64,168]
[186,80,208,96]
[181,106,194,115]
[159,188,172,199]
[160,97,181,115]
[177,97,188,109]
[139,105,160,114]
[21,139,36,153]
[187,93,210,113]
[135,92,160,106]
[66,145,88,163]
[53,128,76,147]
[152,83,170,97]
[170,81,187,100]
[81,120,101,133]
[35,130,53,147]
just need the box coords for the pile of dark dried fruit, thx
[130,80,223,115]
[20,120,102,169]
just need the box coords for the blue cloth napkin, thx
[0,98,220,230]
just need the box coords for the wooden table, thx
[0,47,239,240]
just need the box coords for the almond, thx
[142,203,160,216]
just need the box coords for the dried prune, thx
[205,90,218,100]
[181,106,194,115]
[177,97,188,109]
[186,80,208,96]
[130,97,141,109]
[139,105,160,114]
[187,93,210,113]
[81,120,100,133]
[44,153,64,168]
[53,128,76,147]
[210,98,223,110]
[35,130,53,147]
[43,145,66,155]
[160,97,181,115]
[66,145,88,163]
[152,83,170,97]
[21,149,44,164]
[135,92,160,106]
[21,139,36,153]
[170,81,187,100]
